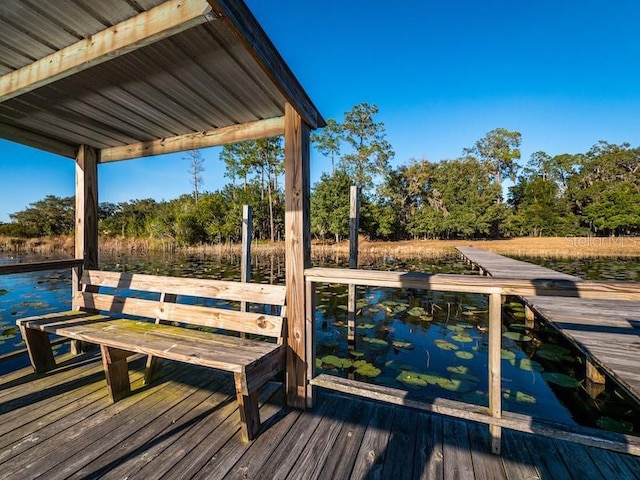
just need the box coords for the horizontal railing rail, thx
[0,258,84,275]
[304,267,640,457]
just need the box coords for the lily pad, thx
[362,336,389,347]
[455,351,474,360]
[321,355,353,369]
[503,390,537,404]
[508,323,527,332]
[349,350,365,358]
[355,362,382,378]
[596,416,634,433]
[357,323,375,329]
[396,371,428,387]
[503,331,532,342]
[332,321,347,327]
[407,307,426,317]
[315,358,323,369]
[0,289,8,296]
[435,339,459,351]
[516,358,544,372]
[542,372,580,388]
[535,350,574,363]
[447,365,470,375]
[392,340,414,350]
[1,327,19,337]
[437,378,472,393]
[500,349,516,361]
[451,333,473,343]
[447,325,465,332]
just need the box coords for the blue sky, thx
[1,0,640,222]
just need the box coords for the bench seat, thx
[17,270,287,442]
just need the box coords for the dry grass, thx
[2,235,639,259]
[318,237,640,259]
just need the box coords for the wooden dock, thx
[456,246,640,406]
[456,246,582,281]
[1,354,639,479]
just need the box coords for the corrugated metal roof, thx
[0,0,323,158]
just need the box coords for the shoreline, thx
[2,235,640,259]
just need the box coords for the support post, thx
[525,305,536,330]
[488,292,502,455]
[73,145,98,354]
[347,185,360,343]
[284,103,311,409]
[586,359,606,385]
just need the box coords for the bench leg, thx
[234,372,260,442]
[19,326,56,373]
[144,355,163,385]
[101,346,133,403]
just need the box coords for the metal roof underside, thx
[0,0,324,160]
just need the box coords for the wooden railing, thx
[304,267,640,456]
[0,258,84,275]
[0,259,83,362]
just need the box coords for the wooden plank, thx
[0,0,214,102]
[0,122,77,158]
[381,408,419,480]
[350,402,396,479]
[207,0,324,129]
[284,395,353,479]
[32,368,224,479]
[0,258,83,275]
[75,292,284,337]
[310,374,640,456]
[413,413,444,480]
[284,102,311,408]
[442,419,474,480]
[98,117,285,162]
[81,269,286,306]
[467,421,508,479]
[249,396,337,479]
[75,145,98,270]
[305,280,317,408]
[317,400,373,480]
[500,429,540,480]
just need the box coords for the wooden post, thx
[284,103,311,409]
[488,292,502,455]
[72,145,98,354]
[347,185,360,343]
[586,359,606,385]
[240,205,252,315]
[306,279,316,408]
[525,305,536,330]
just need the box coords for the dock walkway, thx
[1,354,639,479]
[456,246,640,406]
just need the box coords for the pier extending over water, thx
[456,246,640,406]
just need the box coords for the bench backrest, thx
[74,270,286,340]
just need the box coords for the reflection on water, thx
[0,251,638,434]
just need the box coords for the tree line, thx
[2,102,639,243]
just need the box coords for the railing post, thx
[306,279,316,408]
[240,205,252,314]
[488,291,502,454]
[347,185,360,344]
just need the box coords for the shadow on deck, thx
[1,355,639,480]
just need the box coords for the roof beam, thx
[208,0,325,129]
[0,123,77,158]
[99,116,285,163]
[0,0,215,103]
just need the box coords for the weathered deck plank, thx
[1,356,640,479]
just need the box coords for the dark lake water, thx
[1,250,638,436]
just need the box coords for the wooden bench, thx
[17,270,287,442]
